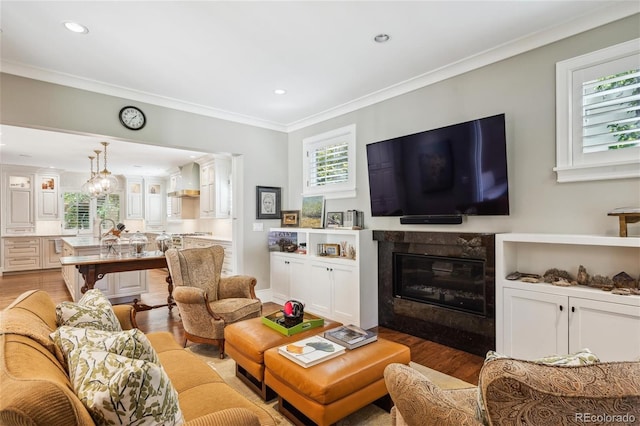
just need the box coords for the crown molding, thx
[0,61,289,133]
[285,3,640,132]
[2,3,637,134]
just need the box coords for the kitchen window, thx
[302,124,356,199]
[63,192,121,233]
[555,38,640,182]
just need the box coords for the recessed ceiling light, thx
[63,21,89,34]
[374,34,390,43]
[274,89,287,95]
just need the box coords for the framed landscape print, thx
[300,195,325,228]
[256,186,281,219]
[325,211,343,228]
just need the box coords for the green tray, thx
[261,310,325,336]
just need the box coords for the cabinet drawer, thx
[5,256,41,270]
[5,241,40,257]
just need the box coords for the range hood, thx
[168,163,200,198]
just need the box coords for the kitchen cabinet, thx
[144,178,165,229]
[496,233,640,362]
[268,228,377,328]
[41,236,63,269]
[125,176,144,220]
[37,173,59,220]
[197,156,231,219]
[2,169,35,235]
[3,237,41,272]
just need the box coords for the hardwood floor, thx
[0,268,484,385]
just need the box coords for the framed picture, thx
[322,243,341,257]
[281,210,300,227]
[256,186,281,219]
[325,211,343,228]
[300,195,325,228]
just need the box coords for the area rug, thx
[187,344,473,425]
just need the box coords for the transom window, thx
[302,124,356,199]
[555,38,640,182]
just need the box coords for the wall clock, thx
[119,106,146,130]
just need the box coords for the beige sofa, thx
[385,359,640,426]
[0,290,276,426]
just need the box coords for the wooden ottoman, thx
[264,338,411,426]
[224,316,342,400]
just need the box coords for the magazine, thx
[324,325,378,350]
[278,335,346,368]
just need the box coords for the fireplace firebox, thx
[393,253,486,316]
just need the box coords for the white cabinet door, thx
[307,262,333,318]
[284,257,308,306]
[37,174,59,219]
[569,297,640,362]
[112,271,148,295]
[502,287,569,359]
[328,262,358,325]
[270,254,291,305]
[144,178,165,228]
[126,177,144,219]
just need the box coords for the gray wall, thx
[287,14,640,238]
[0,74,288,290]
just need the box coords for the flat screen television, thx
[366,113,509,218]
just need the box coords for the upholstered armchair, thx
[384,359,640,426]
[165,245,262,358]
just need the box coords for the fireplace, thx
[394,253,486,316]
[374,231,496,356]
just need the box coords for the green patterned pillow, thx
[68,347,183,426]
[56,289,122,332]
[51,326,159,366]
[476,349,600,424]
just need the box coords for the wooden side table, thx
[608,211,640,237]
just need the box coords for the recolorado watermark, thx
[575,412,636,424]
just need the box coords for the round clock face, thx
[119,106,146,130]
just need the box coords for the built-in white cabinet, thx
[144,178,165,229]
[268,228,376,328]
[197,156,231,219]
[125,176,144,220]
[3,237,41,271]
[496,233,640,362]
[37,174,59,220]
[2,236,64,272]
[41,236,63,269]
[2,169,36,235]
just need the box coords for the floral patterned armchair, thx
[165,245,262,358]
[384,358,640,425]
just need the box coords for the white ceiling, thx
[0,1,638,175]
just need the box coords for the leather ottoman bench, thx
[224,316,342,400]
[264,338,411,426]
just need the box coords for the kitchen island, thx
[60,236,161,304]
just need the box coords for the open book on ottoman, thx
[278,335,346,368]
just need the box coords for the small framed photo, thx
[256,186,281,219]
[325,211,344,228]
[323,243,341,257]
[281,210,300,228]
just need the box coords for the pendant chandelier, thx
[82,142,119,198]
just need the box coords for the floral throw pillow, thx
[51,326,159,366]
[68,347,183,426]
[56,289,122,332]
[476,348,600,424]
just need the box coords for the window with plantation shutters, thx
[303,124,356,198]
[63,192,121,233]
[555,39,640,182]
[63,192,91,231]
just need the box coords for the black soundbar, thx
[400,215,463,225]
